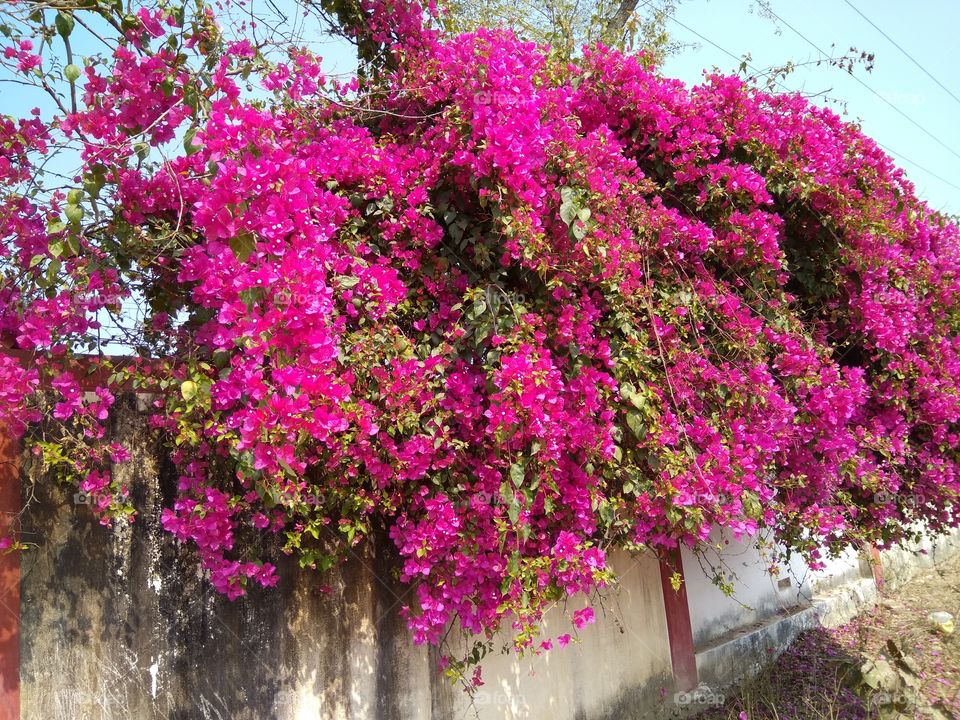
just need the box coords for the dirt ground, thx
[698,554,960,719]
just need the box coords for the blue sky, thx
[660,0,960,214]
[2,0,957,214]
[2,0,957,351]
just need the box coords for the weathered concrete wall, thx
[18,395,674,720]
[687,529,960,706]
[807,547,869,594]
[878,526,960,591]
[458,551,674,720]
[681,530,812,649]
[1,425,22,720]
[683,527,960,653]
[18,394,960,719]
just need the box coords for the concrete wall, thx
[807,547,869,594]
[684,524,960,697]
[682,526,960,652]
[681,530,811,650]
[877,527,960,590]
[17,395,674,720]
[15,394,960,719]
[441,551,674,720]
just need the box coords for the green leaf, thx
[238,287,262,308]
[183,85,199,112]
[45,258,61,284]
[83,174,104,199]
[507,498,520,524]
[180,380,198,402]
[120,13,139,32]
[742,490,762,519]
[509,463,524,487]
[449,216,468,243]
[626,410,646,439]
[64,204,83,226]
[229,231,256,263]
[183,126,201,155]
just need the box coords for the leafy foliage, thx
[0,0,957,674]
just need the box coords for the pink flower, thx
[2,0,959,666]
[572,607,595,630]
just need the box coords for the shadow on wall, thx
[17,394,677,720]
[681,530,816,651]
[879,530,960,591]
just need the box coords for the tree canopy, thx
[0,0,957,677]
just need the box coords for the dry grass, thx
[697,556,960,720]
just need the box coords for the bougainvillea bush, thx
[1,0,958,669]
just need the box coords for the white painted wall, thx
[444,551,674,720]
[681,529,811,648]
[807,546,867,593]
[684,525,960,652]
[878,526,960,589]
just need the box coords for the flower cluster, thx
[0,0,957,664]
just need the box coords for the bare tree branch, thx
[604,0,640,37]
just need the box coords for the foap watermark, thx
[259,487,327,508]
[270,689,321,714]
[673,683,725,708]
[472,689,511,708]
[74,490,110,507]
[453,491,498,511]
[482,285,529,315]
[872,490,928,510]
[77,289,127,307]
[866,691,914,711]
[273,289,328,307]
[473,91,523,107]
[75,487,331,510]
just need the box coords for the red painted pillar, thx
[0,424,20,720]
[866,543,885,591]
[659,547,698,692]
